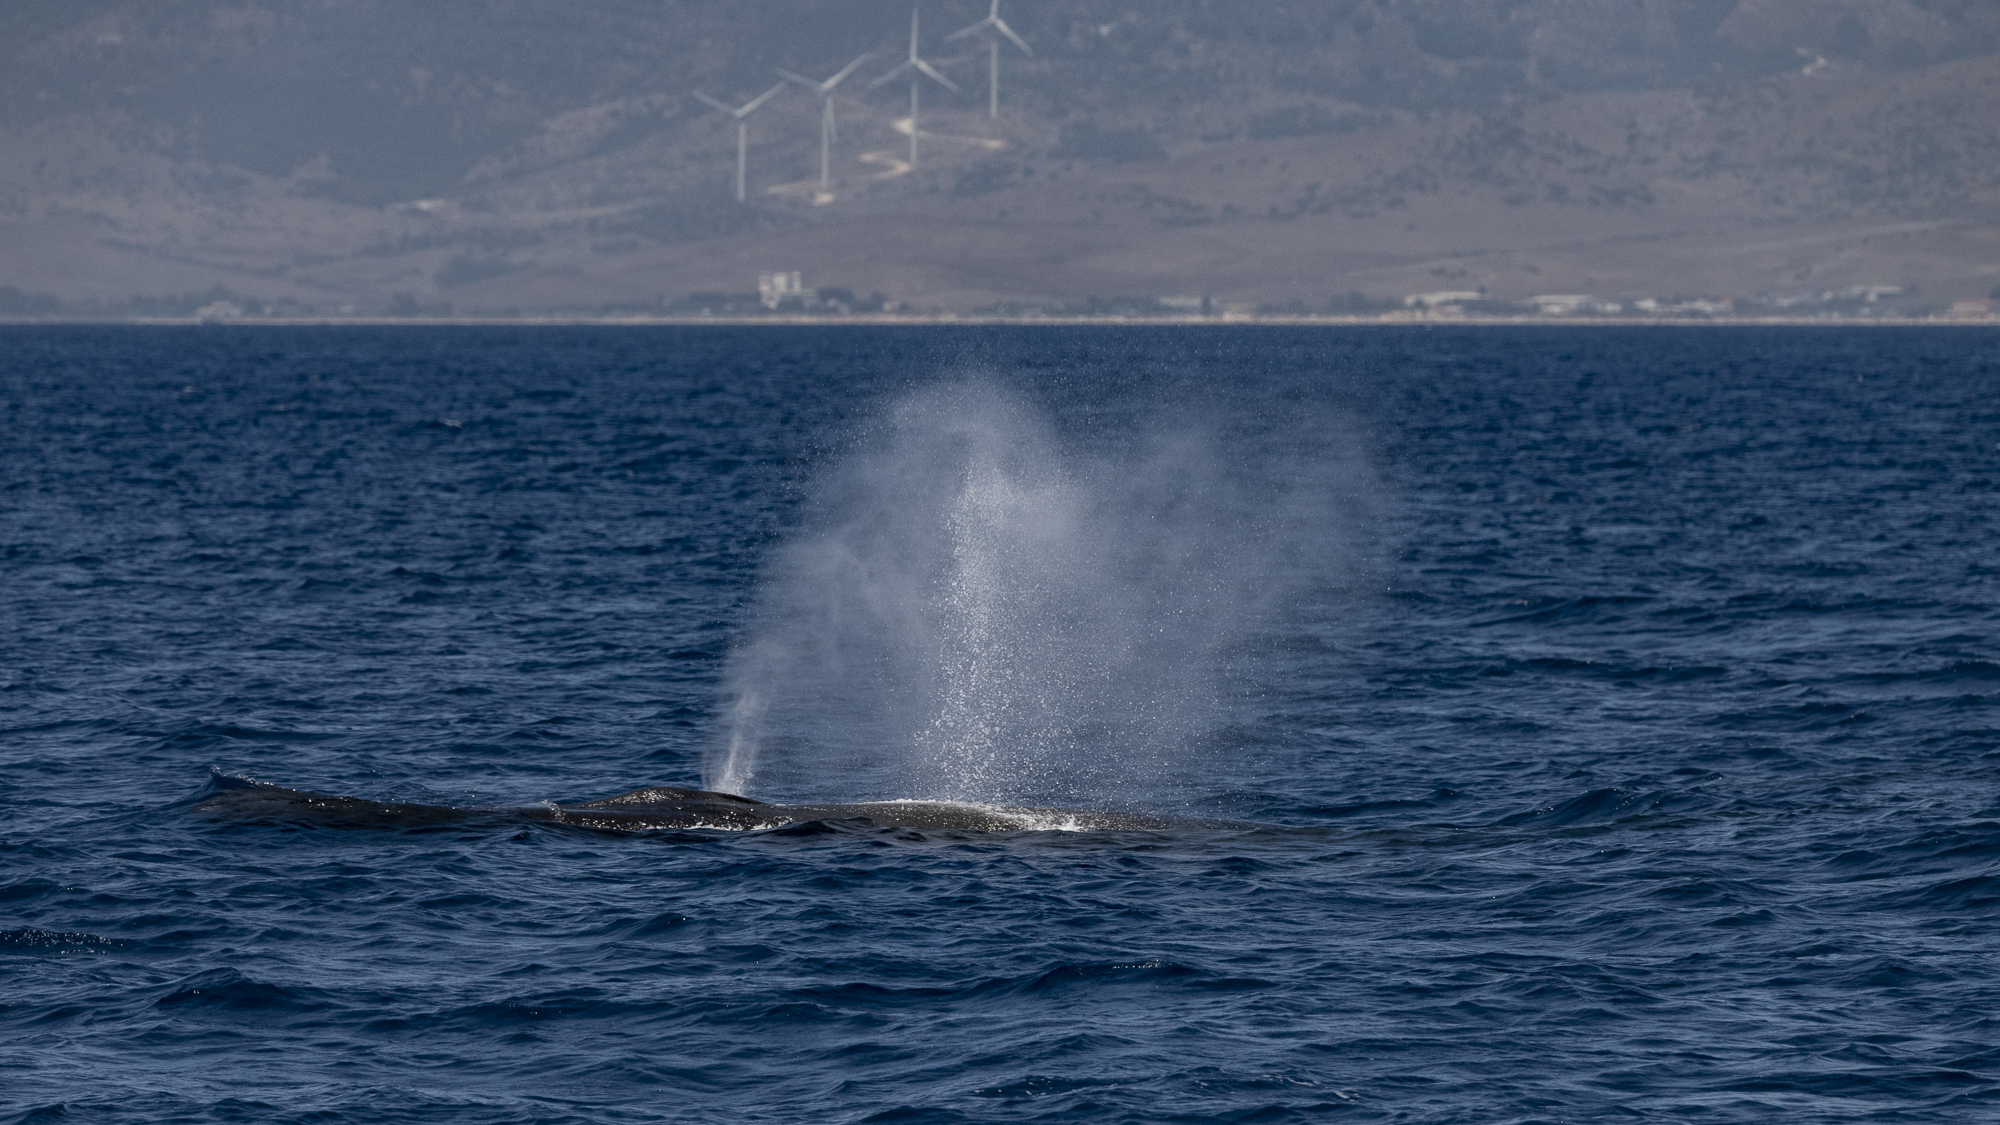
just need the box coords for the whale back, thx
[191,775,1235,833]
[562,785,767,809]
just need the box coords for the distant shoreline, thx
[1,314,1995,328]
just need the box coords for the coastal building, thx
[758,271,816,310]
[1633,297,1733,316]
[1404,290,1482,309]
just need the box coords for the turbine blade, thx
[868,59,916,89]
[740,81,788,115]
[775,68,816,88]
[693,91,734,114]
[993,18,1032,54]
[823,52,873,91]
[914,58,959,92]
[946,18,992,41]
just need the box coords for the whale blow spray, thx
[706,381,1368,806]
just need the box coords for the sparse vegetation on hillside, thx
[2,1,1997,313]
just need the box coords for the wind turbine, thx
[693,81,788,202]
[869,7,958,169]
[947,0,1031,119]
[776,52,873,194]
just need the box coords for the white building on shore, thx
[758,272,816,310]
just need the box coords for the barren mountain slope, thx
[1,0,1995,314]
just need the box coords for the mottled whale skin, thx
[191,774,1232,832]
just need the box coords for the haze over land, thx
[2,0,1997,317]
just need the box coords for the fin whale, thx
[190,774,1235,832]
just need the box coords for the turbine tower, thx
[776,52,873,193]
[869,7,958,169]
[693,82,788,202]
[947,0,1031,119]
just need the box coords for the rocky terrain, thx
[2,0,1997,316]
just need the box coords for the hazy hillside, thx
[2,0,1997,315]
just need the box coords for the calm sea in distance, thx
[4,325,1998,1123]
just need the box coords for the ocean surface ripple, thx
[3,325,1998,1124]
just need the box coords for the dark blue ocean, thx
[4,325,1999,1124]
